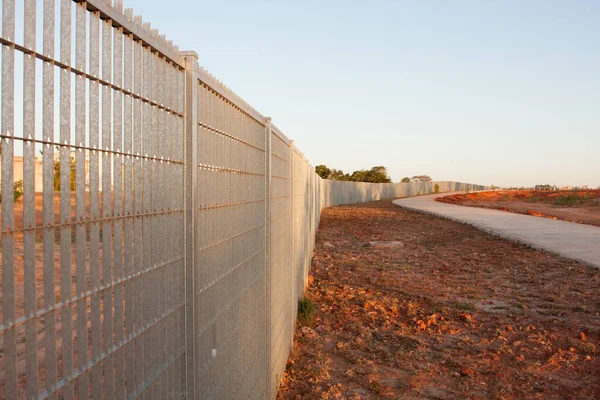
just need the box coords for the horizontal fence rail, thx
[0,0,488,398]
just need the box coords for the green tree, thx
[316,165,392,183]
[0,180,23,203]
[315,165,331,179]
[54,153,76,191]
[366,166,392,183]
[330,169,351,181]
[400,177,410,183]
[350,166,392,183]
[411,175,432,182]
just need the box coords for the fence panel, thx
[268,129,292,396]
[0,1,186,398]
[193,78,268,399]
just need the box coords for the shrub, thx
[298,298,317,326]
[54,155,76,191]
[453,301,475,311]
[0,180,24,203]
[13,180,23,201]
[553,194,582,206]
[434,183,440,193]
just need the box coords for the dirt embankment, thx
[278,200,600,400]
[436,190,600,227]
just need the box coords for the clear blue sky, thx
[131,1,598,187]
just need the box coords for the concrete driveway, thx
[393,193,600,269]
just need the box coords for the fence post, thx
[289,140,295,349]
[181,50,198,400]
[264,117,273,399]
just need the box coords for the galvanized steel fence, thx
[0,1,486,398]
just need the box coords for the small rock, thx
[336,341,344,349]
[323,242,335,249]
[300,326,316,339]
[460,367,475,376]
[307,274,315,285]
[459,313,474,323]
[367,241,405,248]
[579,332,587,341]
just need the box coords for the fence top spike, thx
[134,15,143,26]
[124,8,134,21]
[142,22,151,32]
[114,0,124,13]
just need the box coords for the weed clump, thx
[298,298,317,326]
[453,301,476,311]
[553,194,587,206]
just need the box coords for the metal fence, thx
[0,1,486,398]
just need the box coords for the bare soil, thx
[436,190,600,227]
[278,200,600,400]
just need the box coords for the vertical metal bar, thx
[113,23,126,400]
[132,30,145,394]
[142,42,152,395]
[23,0,39,398]
[1,0,16,397]
[263,117,272,399]
[74,2,88,398]
[59,0,74,398]
[42,0,58,397]
[157,55,164,398]
[101,16,114,399]
[169,63,178,399]
[88,9,102,400]
[144,46,155,393]
[123,30,135,399]
[163,63,172,399]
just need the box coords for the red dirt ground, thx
[436,190,600,227]
[278,200,600,400]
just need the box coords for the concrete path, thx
[393,193,600,269]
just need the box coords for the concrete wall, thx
[319,179,487,208]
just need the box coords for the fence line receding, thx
[0,1,487,398]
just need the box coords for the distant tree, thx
[400,177,410,183]
[411,175,432,182]
[350,169,367,182]
[330,169,351,181]
[364,166,392,183]
[0,180,23,203]
[54,154,77,191]
[315,165,331,179]
[316,165,392,183]
[347,166,391,183]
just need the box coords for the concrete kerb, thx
[393,201,600,270]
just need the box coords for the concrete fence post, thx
[289,140,295,349]
[181,50,198,400]
[264,117,273,399]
